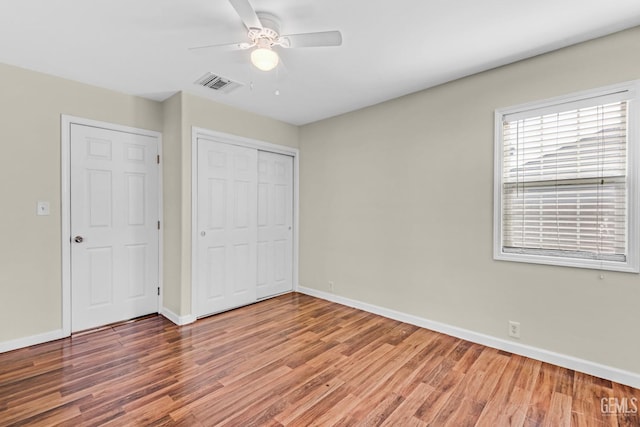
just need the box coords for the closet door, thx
[196,139,257,316]
[257,151,294,298]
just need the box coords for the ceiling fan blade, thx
[188,41,252,53]
[280,31,342,48]
[228,0,263,30]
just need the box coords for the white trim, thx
[61,115,163,338]
[0,329,66,353]
[293,153,300,291]
[159,307,196,326]
[191,129,198,319]
[493,80,640,273]
[191,127,300,318]
[157,131,165,317]
[493,109,504,269]
[193,127,300,157]
[297,286,640,389]
[61,118,71,337]
[498,80,638,120]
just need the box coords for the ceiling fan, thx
[190,0,343,71]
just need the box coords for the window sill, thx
[493,250,639,273]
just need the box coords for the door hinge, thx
[157,221,161,230]
[157,155,160,164]
[157,287,160,296]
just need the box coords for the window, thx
[494,82,640,272]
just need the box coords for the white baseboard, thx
[0,307,196,353]
[297,286,640,389]
[0,329,67,354]
[160,307,196,326]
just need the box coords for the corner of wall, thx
[160,92,185,316]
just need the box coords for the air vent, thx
[195,72,243,94]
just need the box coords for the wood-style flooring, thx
[0,293,638,426]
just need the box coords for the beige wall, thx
[299,27,640,374]
[161,92,183,315]
[183,93,300,150]
[0,63,163,342]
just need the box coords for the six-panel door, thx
[257,151,293,299]
[70,124,159,332]
[196,140,258,316]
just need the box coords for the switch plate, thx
[37,201,50,216]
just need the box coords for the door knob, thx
[74,236,84,243]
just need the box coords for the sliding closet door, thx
[257,151,294,299]
[195,139,257,317]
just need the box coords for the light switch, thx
[37,201,50,216]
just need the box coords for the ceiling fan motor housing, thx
[248,12,281,45]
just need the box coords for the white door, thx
[257,151,293,299]
[71,124,159,332]
[196,139,258,316]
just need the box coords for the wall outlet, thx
[37,201,50,216]
[328,281,334,292]
[508,321,521,339]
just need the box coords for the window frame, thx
[493,81,640,273]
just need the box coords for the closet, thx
[194,135,294,317]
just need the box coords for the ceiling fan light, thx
[251,47,279,71]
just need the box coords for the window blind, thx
[501,99,629,262]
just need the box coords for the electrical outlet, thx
[508,321,521,339]
[37,201,50,216]
[328,281,334,292]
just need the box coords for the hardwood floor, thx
[0,293,638,426]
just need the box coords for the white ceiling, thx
[1,0,640,125]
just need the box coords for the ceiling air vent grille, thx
[195,72,242,94]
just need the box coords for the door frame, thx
[61,115,163,336]
[191,127,299,317]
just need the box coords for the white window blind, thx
[502,100,628,261]
[494,82,640,272]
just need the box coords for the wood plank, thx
[381,382,435,426]
[524,362,562,425]
[542,391,572,427]
[0,292,637,426]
